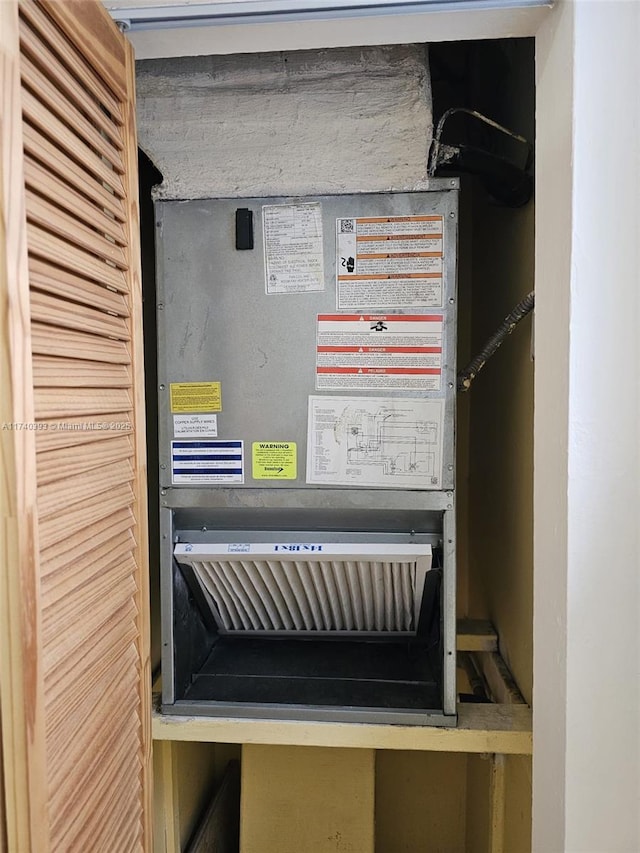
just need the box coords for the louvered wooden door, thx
[1,1,150,850]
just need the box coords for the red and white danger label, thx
[316,314,443,391]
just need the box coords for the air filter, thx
[174,542,431,635]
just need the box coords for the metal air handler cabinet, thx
[157,183,459,726]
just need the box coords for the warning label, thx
[316,314,443,391]
[171,440,243,484]
[170,382,221,413]
[263,203,324,294]
[252,441,297,480]
[336,215,444,310]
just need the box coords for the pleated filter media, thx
[174,543,432,634]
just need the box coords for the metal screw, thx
[446,492,453,498]
[158,303,164,310]
[160,464,166,470]
[159,384,165,390]
[161,489,167,496]
[202,526,208,531]
[448,382,454,389]
[449,297,455,304]
[448,465,453,471]
[447,504,452,509]
[449,211,455,218]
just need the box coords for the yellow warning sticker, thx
[170,382,221,413]
[252,441,297,480]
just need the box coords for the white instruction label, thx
[316,313,443,391]
[263,203,324,294]
[171,440,244,484]
[173,414,218,438]
[306,396,444,489]
[336,215,443,309]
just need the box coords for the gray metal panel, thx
[160,506,176,704]
[162,700,456,727]
[442,506,457,715]
[155,187,458,496]
[161,486,454,512]
[172,528,439,546]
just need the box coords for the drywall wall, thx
[104,1,549,60]
[135,45,432,199]
[534,1,640,851]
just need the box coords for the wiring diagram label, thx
[263,202,325,294]
[316,314,443,391]
[306,396,444,489]
[336,215,443,309]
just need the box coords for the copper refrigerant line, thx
[457,291,535,393]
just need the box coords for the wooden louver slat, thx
[19,0,124,122]
[23,123,125,221]
[36,434,133,485]
[26,190,128,268]
[42,576,138,680]
[24,159,127,245]
[48,667,139,798]
[22,88,125,196]
[21,53,125,173]
[52,702,141,850]
[40,510,135,587]
[44,608,138,714]
[28,224,128,291]
[31,323,131,363]
[34,387,132,420]
[39,482,135,550]
[19,15,124,150]
[46,646,139,767]
[42,538,137,631]
[29,258,129,317]
[30,290,131,340]
[36,459,135,519]
[33,356,132,389]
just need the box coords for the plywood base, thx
[152,701,531,755]
[240,744,375,853]
[376,751,467,853]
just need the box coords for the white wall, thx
[136,45,432,199]
[534,1,640,850]
[109,3,547,59]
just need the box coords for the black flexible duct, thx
[457,291,534,393]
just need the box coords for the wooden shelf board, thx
[151,701,531,755]
[456,618,498,652]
